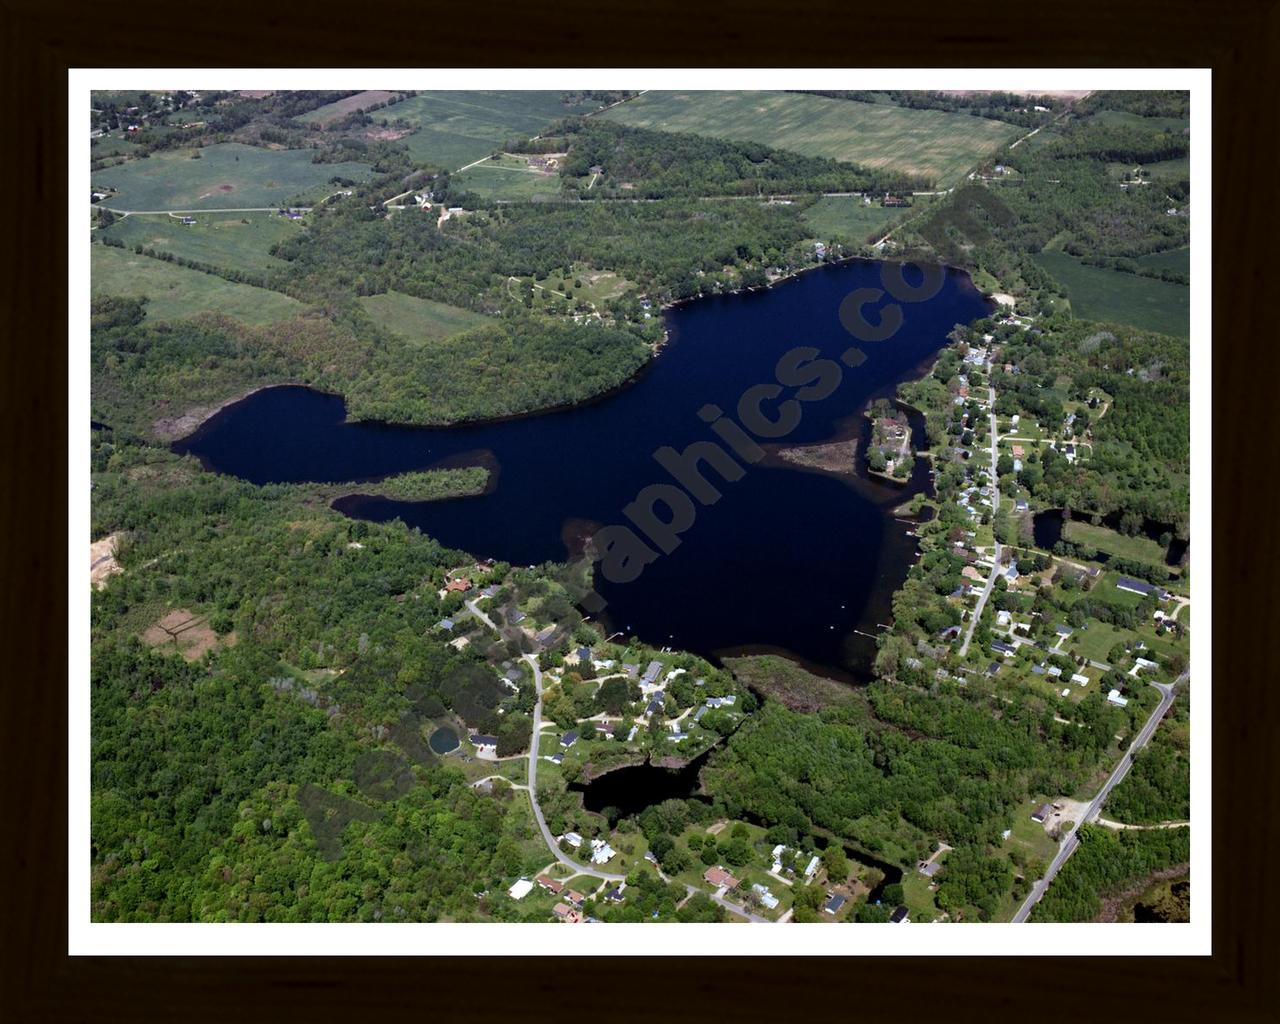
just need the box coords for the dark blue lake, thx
[175,260,991,678]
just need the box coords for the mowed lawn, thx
[801,195,918,245]
[602,91,1019,187]
[91,143,372,211]
[376,91,596,170]
[1034,251,1189,337]
[92,244,305,325]
[100,212,302,276]
[358,290,490,344]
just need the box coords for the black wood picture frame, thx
[3,2,1272,1019]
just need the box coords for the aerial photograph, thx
[86,83,1194,930]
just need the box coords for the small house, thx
[889,905,910,924]
[508,878,534,900]
[536,875,564,894]
[823,893,847,915]
[1031,804,1053,824]
[703,866,740,890]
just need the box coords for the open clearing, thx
[91,142,372,210]
[141,608,231,661]
[603,91,1019,187]
[453,159,563,202]
[374,91,596,170]
[1064,520,1169,564]
[90,533,124,589]
[92,244,305,325]
[300,90,402,126]
[1034,251,1189,337]
[801,195,921,245]
[101,212,302,275]
[358,291,491,344]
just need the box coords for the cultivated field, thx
[91,142,372,211]
[300,90,402,126]
[1136,247,1190,276]
[92,244,305,324]
[1033,251,1189,337]
[801,195,918,245]
[603,91,1020,187]
[100,212,302,275]
[374,91,596,170]
[358,291,491,345]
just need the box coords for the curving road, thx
[522,654,626,883]
[1012,677,1181,922]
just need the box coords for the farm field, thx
[801,196,903,245]
[91,143,372,211]
[1136,247,1191,276]
[602,91,1020,187]
[358,290,491,344]
[375,91,596,170]
[453,160,563,202]
[299,90,402,126]
[1090,109,1190,134]
[100,212,302,276]
[92,243,305,325]
[1033,251,1189,337]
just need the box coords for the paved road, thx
[1012,677,1180,922]
[523,654,626,883]
[959,388,1002,656]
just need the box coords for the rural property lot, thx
[91,142,372,211]
[358,291,491,345]
[92,244,305,325]
[453,160,563,202]
[1033,251,1190,337]
[100,212,302,276]
[603,91,1020,188]
[374,91,596,170]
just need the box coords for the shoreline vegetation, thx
[315,467,490,505]
[773,438,859,476]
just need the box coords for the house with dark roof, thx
[576,646,592,664]
[1031,803,1054,823]
[992,640,1016,657]
[1116,577,1168,600]
[645,695,665,717]
[641,660,663,685]
[889,905,910,924]
[823,893,847,915]
[470,735,497,751]
[560,731,578,748]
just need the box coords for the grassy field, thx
[1064,520,1169,564]
[358,290,491,344]
[1136,247,1191,275]
[92,243,305,324]
[1033,251,1189,337]
[801,196,903,245]
[1090,109,1191,134]
[375,91,595,170]
[603,91,1020,187]
[91,143,372,211]
[300,90,402,126]
[100,212,302,275]
[453,160,563,202]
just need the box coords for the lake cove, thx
[176,259,991,678]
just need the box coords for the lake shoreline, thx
[166,254,988,445]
